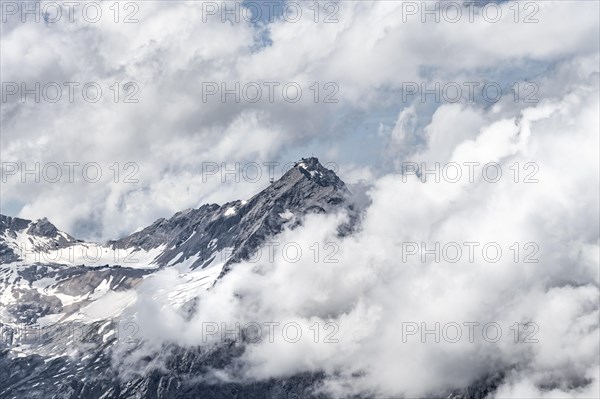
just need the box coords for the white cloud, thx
[2,0,599,240]
[121,60,599,397]
[2,3,599,394]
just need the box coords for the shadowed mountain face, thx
[0,157,503,398]
[2,157,351,269]
[1,158,353,322]
[0,158,364,398]
[0,215,78,264]
[108,157,351,271]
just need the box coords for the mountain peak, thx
[27,217,59,237]
[274,157,346,191]
[0,214,65,238]
[0,158,350,273]
[295,156,321,169]
[106,157,350,272]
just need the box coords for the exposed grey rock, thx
[0,158,509,398]
[0,215,77,263]
[5,288,63,324]
[0,215,31,236]
[108,157,351,272]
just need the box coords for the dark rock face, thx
[0,337,329,399]
[0,215,77,264]
[26,217,60,238]
[1,215,39,263]
[0,215,76,244]
[5,288,63,324]
[108,157,352,271]
[0,336,505,399]
[0,241,20,264]
[0,158,505,398]
[1,158,352,270]
[0,215,31,236]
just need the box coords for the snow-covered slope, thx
[0,157,352,361]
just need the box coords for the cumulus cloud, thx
[2,2,599,395]
[2,0,599,240]
[122,55,599,398]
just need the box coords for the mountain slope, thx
[108,156,350,272]
[0,157,509,399]
[0,157,351,331]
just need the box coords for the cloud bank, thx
[126,50,599,398]
[2,0,598,241]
